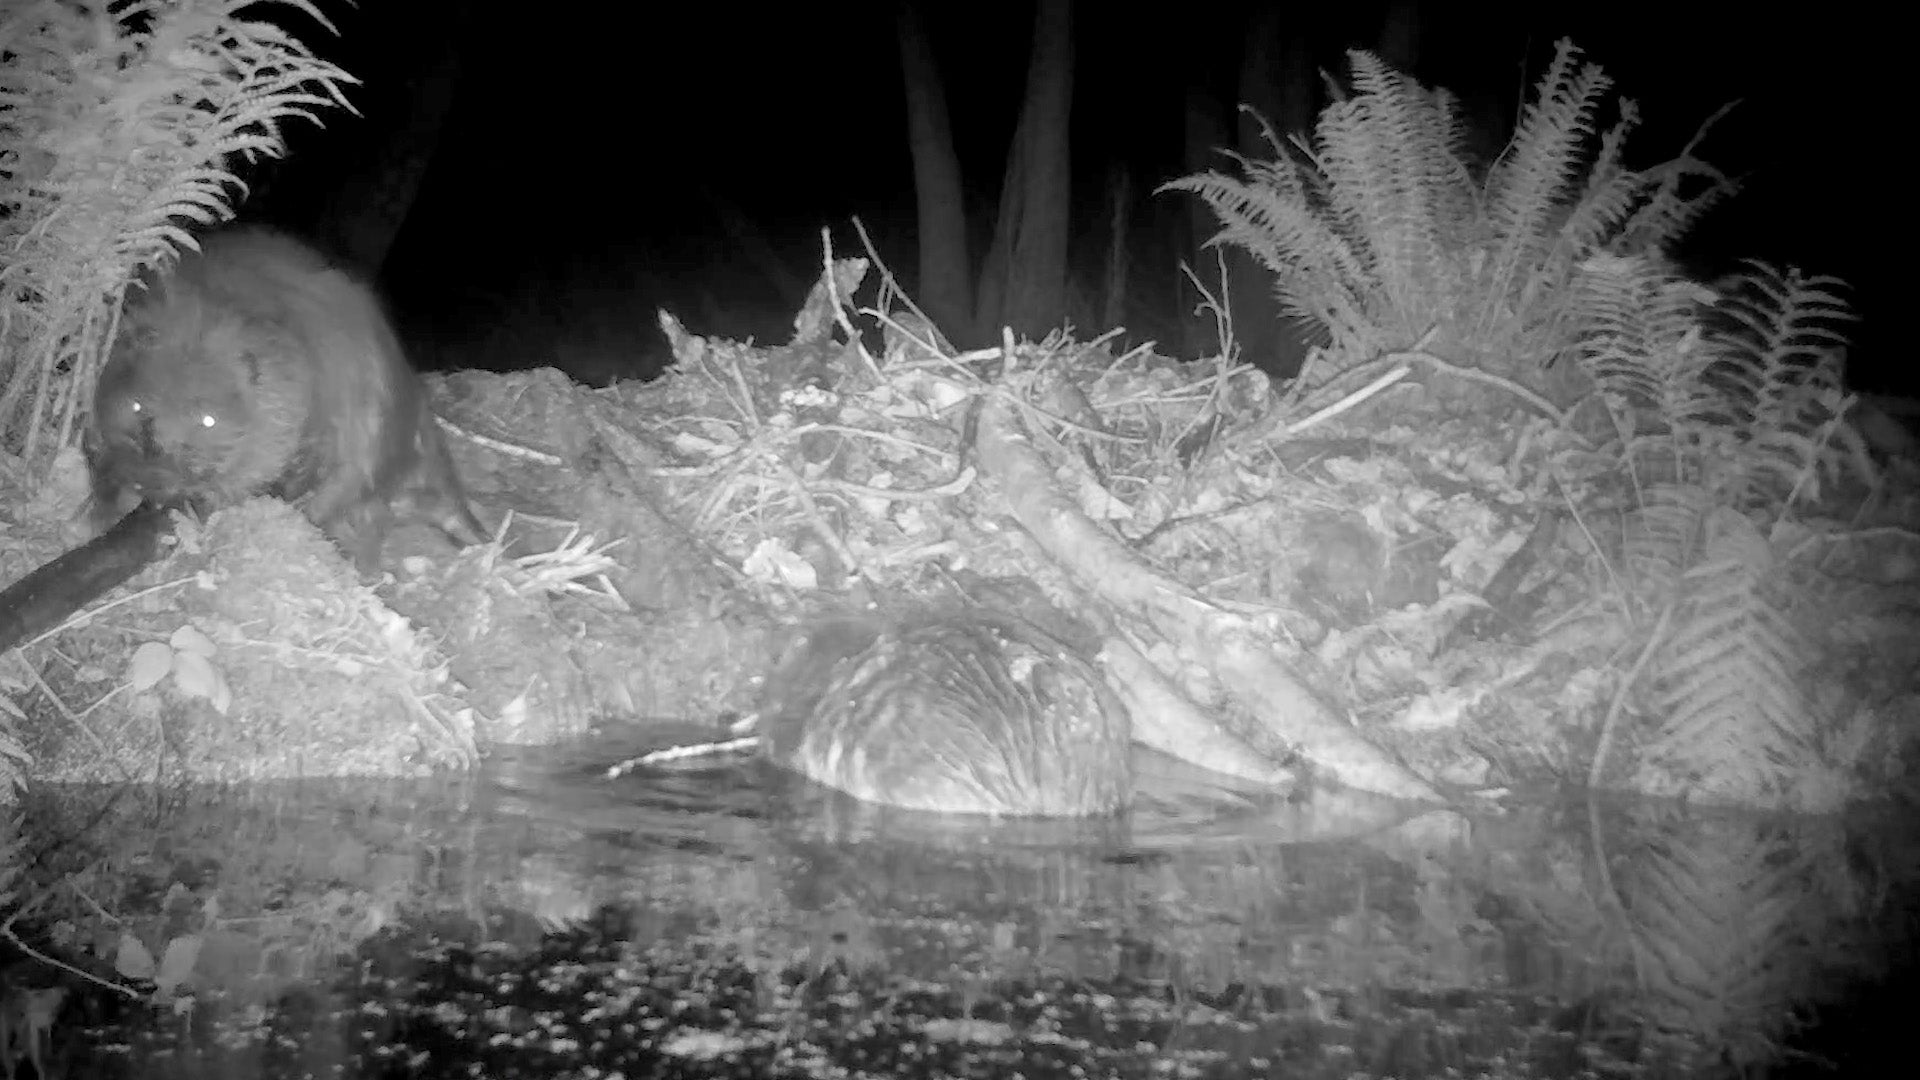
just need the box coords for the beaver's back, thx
[171,230,422,513]
[757,610,1133,817]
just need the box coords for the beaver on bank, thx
[84,228,487,570]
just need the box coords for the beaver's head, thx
[88,299,269,502]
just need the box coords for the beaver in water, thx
[755,608,1133,816]
[85,228,486,570]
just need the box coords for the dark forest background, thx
[240,0,1891,391]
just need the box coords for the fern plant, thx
[1620,484,1816,800]
[1572,255,1863,516]
[0,0,356,468]
[1578,257,1863,805]
[1166,39,1876,805]
[1162,38,1733,380]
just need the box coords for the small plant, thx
[128,624,232,715]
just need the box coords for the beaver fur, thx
[756,608,1133,816]
[85,228,486,569]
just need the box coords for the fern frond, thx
[1482,41,1612,291]
[1318,50,1477,334]
[1166,143,1382,349]
[1567,253,1715,445]
[1712,262,1855,373]
[1165,51,1488,358]
[1642,504,1814,801]
[1620,821,1816,1063]
[1679,263,1862,509]
[1562,253,1864,517]
[1555,99,1646,256]
[1622,483,1714,595]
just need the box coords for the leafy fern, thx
[1574,256,1864,516]
[1622,489,1815,798]
[1162,38,1734,377]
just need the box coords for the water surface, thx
[12,726,1915,1078]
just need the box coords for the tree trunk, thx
[312,3,472,276]
[973,0,1074,340]
[1100,163,1130,332]
[701,187,811,314]
[1180,6,1314,373]
[1226,5,1312,377]
[1180,84,1228,357]
[895,1,974,342]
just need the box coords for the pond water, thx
[8,724,1916,1079]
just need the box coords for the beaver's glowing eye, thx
[199,414,217,429]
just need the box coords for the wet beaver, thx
[85,228,486,569]
[755,609,1133,816]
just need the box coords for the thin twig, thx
[1590,600,1673,789]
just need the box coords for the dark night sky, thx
[252,0,1893,387]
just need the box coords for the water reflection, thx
[8,728,1916,1078]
